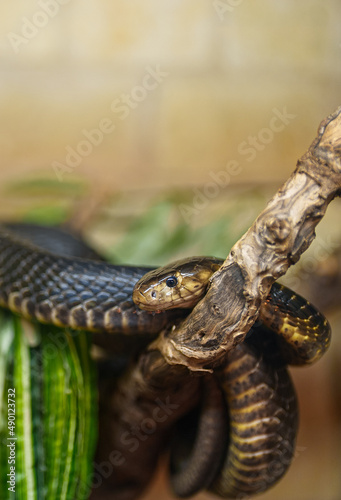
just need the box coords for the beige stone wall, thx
[0,1,340,193]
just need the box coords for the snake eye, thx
[166,276,178,288]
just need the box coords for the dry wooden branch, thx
[92,106,341,500]
[152,105,341,371]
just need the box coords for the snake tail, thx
[169,375,228,497]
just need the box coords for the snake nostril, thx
[151,290,157,299]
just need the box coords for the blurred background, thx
[1,1,341,499]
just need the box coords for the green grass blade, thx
[13,317,37,500]
[0,315,97,500]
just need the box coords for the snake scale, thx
[132,255,331,497]
[0,224,185,336]
[169,330,298,498]
[0,223,331,499]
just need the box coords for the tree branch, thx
[92,106,341,499]
[153,106,341,371]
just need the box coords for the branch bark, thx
[153,105,341,371]
[92,106,341,499]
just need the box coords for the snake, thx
[133,257,331,498]
[0,223,187,337]
[0,224,331,499]
[1,225,329,361]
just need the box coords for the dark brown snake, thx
[0,224,331,498]
[0,223,185,335]
[133,256,331,498]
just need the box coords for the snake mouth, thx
[132,288,166,312]
[133,282,207,311]
[132,289,150,309]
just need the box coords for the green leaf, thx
[13,317,37,499]
[111,200,175,265]
[21,205,70,226]
[0,314,97,500]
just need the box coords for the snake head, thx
[132,257,222,312]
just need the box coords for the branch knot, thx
[265,216,291,243]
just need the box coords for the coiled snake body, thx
[0,224,331,499]
[133,256,331,497]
